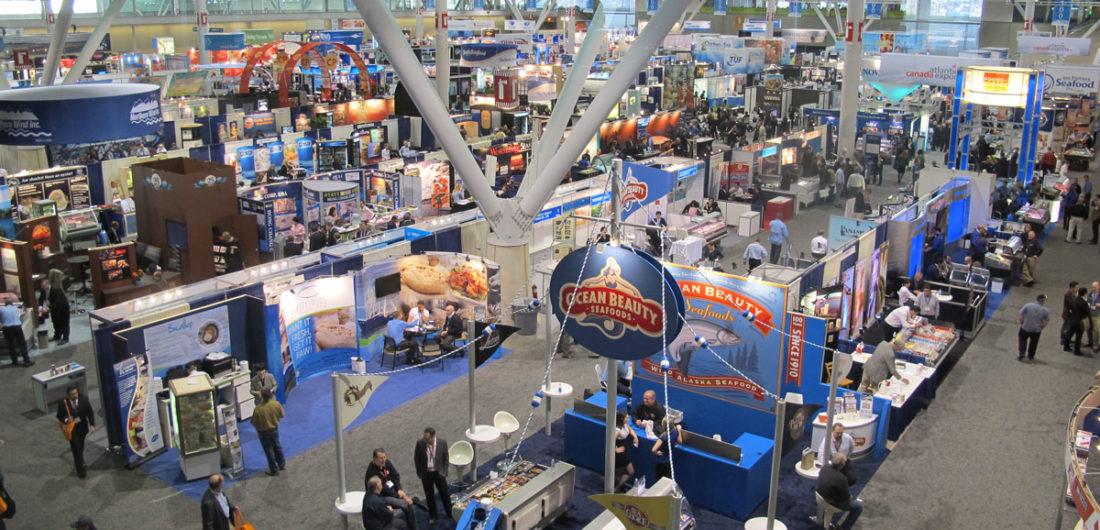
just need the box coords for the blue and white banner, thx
[526,76,558,102]
[474,0,484,9]
[879,53,1002,87]
[269,141,285,168]
[297,137,315,173]
[828,215,878,251]
[526,0,537,10]
[1052,0,1071,26]
[279,276,358,382]
[0,83,162,146]
[114,353,165,462]
[237,146,255,180]
[142,305,232,372]
[203,32,246,51]
[619,162,677,221]
[865,1,882,19]
[1018,35,1091,56]
[308,30,364,47]
[647,0,658,14]
[714,0,726,16]
[789,1,802,18]
[459,43,519,68]
[1043,65,1100,96]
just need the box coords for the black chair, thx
[382,335,410,371]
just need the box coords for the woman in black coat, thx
[48,281,70,345]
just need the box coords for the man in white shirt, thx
[883,303,922,338]
[914,286,940,320]
[896,279,917,306]
[406,301,431,326]
[846,172,865,198]
[818,423,856,466]
[810,230,828,260]
[743,238,769,271]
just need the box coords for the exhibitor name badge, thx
[550,245,684,361]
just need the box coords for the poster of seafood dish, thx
[114,352,164,461]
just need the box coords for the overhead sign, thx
[865,1,882,19]
[459,43,519,68]
[1017,35,1091,56]
[878,53,1002,87]
[1044,65,1100,96]
[549,245,685,361]
[682,20,712,31]
[504,19,536,31]
[203,32,245,51]
[619,162,676,221]
[962,67,1031,107]
[1052,0,1071,26]
[0,83,162,146]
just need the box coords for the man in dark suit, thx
[413,426,452,523]
[56,385,94,478]
[364,448,419,530]
[815,453,862,530]
[308,223,327,252]
[363,476,407,530]
[437,303,464,353]
[200,473,235,530]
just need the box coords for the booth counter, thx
[564,392,772,519]
[844,355,936,440]
[451,460,576,526]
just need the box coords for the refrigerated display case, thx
[169,375,221,481]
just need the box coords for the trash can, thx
[512,298,539,336]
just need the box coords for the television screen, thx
[374,272,401,298]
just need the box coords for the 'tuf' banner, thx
[619,162,676,221]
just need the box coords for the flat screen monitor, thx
[374,272,401,298]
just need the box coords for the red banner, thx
[678,281,775,335]
[786,314,805,385]
[641,359,767,401]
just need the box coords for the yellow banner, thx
[589,493,677,530]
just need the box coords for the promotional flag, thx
[590,493,679,530]
[334,374,388,431]
[473,322,519,368]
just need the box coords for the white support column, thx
[435,0,450,117]
[765,0,777,34]
[518,0,692,219]
[41,0,75,85]
[812,5,837,43]
[197,0,210,65]
[837,0,864,159]
[532,5,605,175]
[63,0,129,85]
[533,0,557,33]
[415,0,424,41]
[1023,0,1035,32]
[351,0,502,223]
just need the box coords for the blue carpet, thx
[472,418,886,530]
[140,349,511,501]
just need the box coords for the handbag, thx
[0,487,16,519]
[58,400,75,442]
[233,507,254,530]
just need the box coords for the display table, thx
[791,177,821,208]
[31,363,88,413]
[465,424,501,482]
[541,382,573,435]
[583,477,694,530]
[334,491,365,530]
[451,460,576,526]
[763,197,795,225]
[669,236,704,265]
[718,201,754,228]
[1064,148,1093,171]
[810,412,879,459]
[564,392,773,519]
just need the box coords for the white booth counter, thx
[850,352,936,409]
[810,411,879,460]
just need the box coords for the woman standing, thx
[614,412,639,492]
[651,417,683,480]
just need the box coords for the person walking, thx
[1069,287,1091,356]
[743,238,769,271]
[251,388,286,476]
[413,427,452,524]
[1063,281,1081,351]
[1067,196,1089,244]
[0,300,30,366]
[768,218,789,265]
[57,386,95,478]
[46,278,70,345]
[810,230,828,261]
[1088,282,1100,353]
[1018,293,1050,361]
[200,474,235,530]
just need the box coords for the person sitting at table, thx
[817,423,855,466]
[437,303,464,352]
[386,311,422,365]
[407,301,431,326]
[915,286,940,320]
[632,390,666,429]
[651,417,682,479]
[614,411,639,493]
[859,340,910,393]
[816,453,862,530]
[896,279,917,307]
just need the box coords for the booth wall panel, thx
[435,227,462,253]
[410,235,436,255]
[332,255,365,276]
[94,320,133,449]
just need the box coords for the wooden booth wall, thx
[130,158,260,284]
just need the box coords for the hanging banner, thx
[203,32,246,51]
[789,1,802,18]
[878,53,1001,87]
[307,30,364,47]
[526,0,537,10]
[1017,35,1091,56]
[297,137,315,173]
[493,70,520,109]
[619,162,676,221]
[865,1,882,19]
[828,215,878,251]
[115,352,165,461]
[242,28,276,46]
[473,321,519,367]
[334,374,388,431]
[714,0,726,16]
[590,493,678,530]
[0,83,162,146]
[1044,65,1100,96]
[459,43,519,68]
[1052,0,1071,26]
[637,264,787,412]
[279,276,358,381]
[647,0,658,14]
[549,245,685,361]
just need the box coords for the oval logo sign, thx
[549,245,684,360]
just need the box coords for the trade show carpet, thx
[469,418,887,530]
[141,348,512,500]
